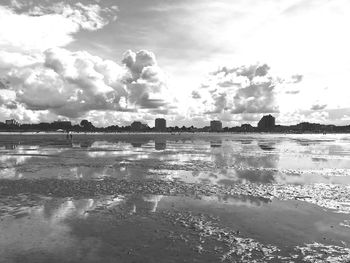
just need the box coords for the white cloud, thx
[0,47,174,123]
[0,2,117,67]
[0,51,40,69]
[190,64,284,119]
[0,6,73,53]
[122,50,174,112]
[5,48,128,118]
[0,2,123,123]
[143,0,350,125]
[0,1,176,125]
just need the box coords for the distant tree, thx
[80,120,89,127]
[180,126,185,131]
[80,119,94,130]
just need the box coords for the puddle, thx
[1,193,350,262]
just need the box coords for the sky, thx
[0,0,350,127]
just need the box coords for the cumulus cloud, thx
[0,47,173,121]
[122,50,157,80]
[5,48,129,118]
[0,1,172,124]
[193,64,281,117]
[0,79,8,89]
[122,50,172,111]
[0,2,137,123]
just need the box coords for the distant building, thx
[210,120,222,132]
[5,119,20,126]
[155,118,166,132]
[258,115,275,131]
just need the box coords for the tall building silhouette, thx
[155,118,166,132]
[210,120,222,132]
[258,115,275,131]
[5,119,20,126]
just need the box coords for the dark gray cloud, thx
[0,79,9,89]
[311,104,327,111]
[5,101,17,109]
[214,64,270,80]
[205,93,227,114]
[191,90,201,99]
[255,64,270,77]
[127,82,166,109]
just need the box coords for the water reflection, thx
[130,139,150,148]
[214,194,271,207]
[124,194,163,213]
[5,142,19,150]
[1,134,350,185]
[155,139,166,150]
[234,154,279,183]
[258,144,275,151]
[241,139,253,144]
[210,140,222,148]
[131,142,143,148]
[1,193,350,262]
[80,141,93,148]
[0,193,165,262]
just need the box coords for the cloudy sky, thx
[0,0,349,127]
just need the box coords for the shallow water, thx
[2,133,350,184]
[1,133,350,262]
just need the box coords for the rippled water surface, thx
[1,133,350,262]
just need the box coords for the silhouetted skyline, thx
[1,114,350,133]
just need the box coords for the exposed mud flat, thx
[2,179,350,214]
[1,133,350,262]
[1,193,350,262]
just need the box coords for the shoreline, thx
[0,131,348,135]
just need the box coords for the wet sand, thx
[1,133,350,262]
